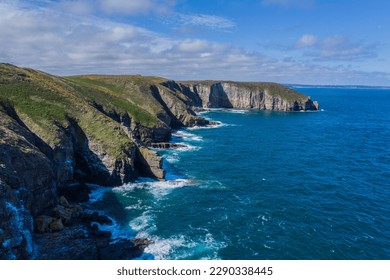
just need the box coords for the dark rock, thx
[59,196,70,208]
[52,205,72,224]
[92,230,112,239]
[81,211,113,225]
[98,238,151,260]
[150,142,187,149]
[130,238,154,251]
[57,182,90,203]
[33,224,99,260]
[305,98,319,110]
[34,215,54,233]
[49,218,64,232]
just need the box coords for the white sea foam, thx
[163,152,180,163]
[143,234,196,260]
[225,109,248,114]
[127,210,196,259]
[172,131,203,142]
[113,178,193,200]
[199,179,226,189]
[129,210,157,233]
[87,184,111,203]
[139,230,224,260]
[97,216,136,240]
[125,199,149,211]
[175,143,200,152]
[187,124,220,130]
[187,121,239,130]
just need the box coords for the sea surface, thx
[91,87,390,259]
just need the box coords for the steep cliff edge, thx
[0,64,318,259]
[179,81,319,111]
[0,104,56,259]
[0,64,214,259]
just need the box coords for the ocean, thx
[90,87,390,260]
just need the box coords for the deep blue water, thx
[92,87,390,259]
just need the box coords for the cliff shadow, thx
[209,83,233,108]
[64,117,128,187]
[149,85,183,128]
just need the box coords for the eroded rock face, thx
[180,81,319,111]
[0,109,56,259]
[150,84,206,128]
[136,147,165,180]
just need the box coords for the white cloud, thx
[180,14,236,30]
[50,0,176,16]
[100,0,175,15]
[295,34,317,48]
[0,2,388,86]
[307,35,377,61]
[56,0,95,16]
[176,39,209,53]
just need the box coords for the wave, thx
[187,121,240,130]
[163,152,180,164]
[133,217,225,259]
[87,184,111,203]
[97,216,136,240]
[125,199,150,211]
[113,178,194,200]
[129,210,157,232]
[142,234,197,260]
[187,122,223,130]
[127,210,197,259]
[225,109,248,114]
[172,130,203,142]
[175,143,200,152]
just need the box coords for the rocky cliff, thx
[0,63,318,259]
[177,81,319,111]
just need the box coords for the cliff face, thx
[180,81,319,111]
[0,64,318,259]
[0,105,57,259]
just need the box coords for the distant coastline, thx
[286,84,390,90]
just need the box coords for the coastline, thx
[1,64,319,259]
[84,114,223,260]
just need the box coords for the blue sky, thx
[1,0,389,85]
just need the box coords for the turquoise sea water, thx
[92,87,390,259]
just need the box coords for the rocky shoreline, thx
[32,186,152,260]
[0,64,318,260]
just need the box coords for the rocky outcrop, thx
[136,147,165,180]
[150,83,210,128]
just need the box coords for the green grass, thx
[0,64,137,154]
[65,76,161,126]
[1,63,313,162]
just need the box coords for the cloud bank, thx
[0,1,388,86]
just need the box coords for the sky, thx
[1,0,389,85]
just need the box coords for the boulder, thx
[35,215,54,233]
[49,219,64,232]
[52,206,73,224]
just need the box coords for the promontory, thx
[0,63,318,259]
